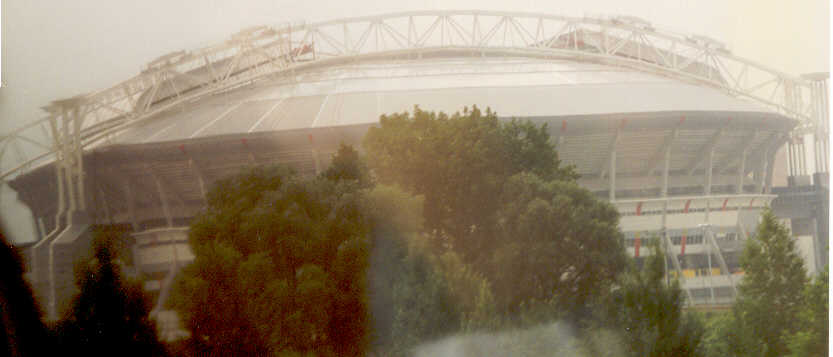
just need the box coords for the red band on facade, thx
[634,235,641,258]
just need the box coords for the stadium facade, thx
[1,11,828,338]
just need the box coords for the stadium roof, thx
[113,57,777,144]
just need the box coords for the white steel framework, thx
[0,11,828,187]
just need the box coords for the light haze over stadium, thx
[0,9,828,339]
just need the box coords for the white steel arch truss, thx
[0,10,828,185]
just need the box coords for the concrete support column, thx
[737,147,747,194]
[704,148,713,223]
[707,238,715,304]
[190,159,208,204]
[661,149,670,198]
[755,150,767,193]
[661,148,671,290]
[36,217,46,242]
[609,148,616,201]
[313,149,322,174]
[764,150,776,194]
[603,120,624,201]
[150,168,174,228]
[661,147,670,242]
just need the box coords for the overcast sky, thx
[0,0,829,242]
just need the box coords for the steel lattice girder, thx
[0,10,828,183]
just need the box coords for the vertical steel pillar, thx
[48,99,88,225]
[663,232,691,302]
[61,114,76,216]
[47,115,66,229]
[72,106,86,212]
[705,227,737,297]
[42,100,87,320]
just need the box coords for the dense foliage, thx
[362,184,498,354]
[364,106,625,319]
[601,241,704,357]
[728,208,809,357]
[700,311,733,357]
[785,267,828,357]
[56,226,167,357]
[364,106,577,254]
[171,161,371,356]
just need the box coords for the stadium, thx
[1,11,828,339]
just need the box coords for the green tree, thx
[700,311,733,357]
[171,161,371,356]
[486,173,626,317]
[603,241,704,357]
[363,106,624,319]
[56,227,167,357]
[323,143,371,186]
[362,185,495,354]
[785,267,828,357]
[729,208,808,357]
[364,106,576,254]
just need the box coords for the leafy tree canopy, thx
[487,173,626,316]
[364,105,577,249]
[172,159,371,356]
[785,267,828,357]
[602,241,704,357]
[363,106,624,319]
[363,184,497,354]
[730,208,808,357]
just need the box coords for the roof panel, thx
[200,100,280,136]
[114,57,789,145]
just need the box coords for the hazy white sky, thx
[0,0,829,241]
